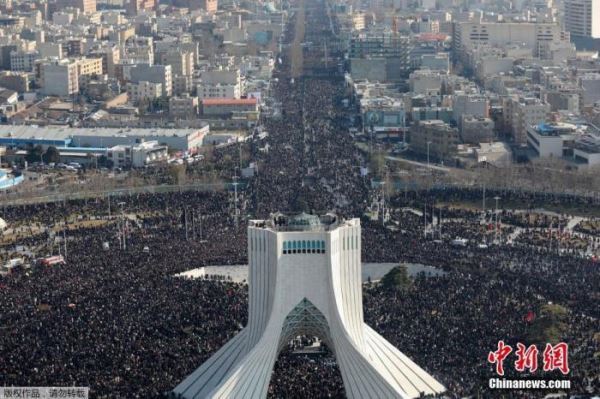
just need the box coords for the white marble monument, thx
[173,213,445,399]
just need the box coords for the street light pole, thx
[427,141,432,168]
[494,196,500,242]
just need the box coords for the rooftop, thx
[250,212,354,232]
[202,98,258,106]
[532,122,579,137]
[0,125,205,140]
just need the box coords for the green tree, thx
[381,265,412,291]
[97,155,113,168]
[42,146,60,164]
[527,304,568,344]
[25,144,44,164]
[370,149,386,179]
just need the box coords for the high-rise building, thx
[174,213,446,399]
[564,0,600,39]
[349,33,414,81]
[126,0,154,15]
[57,0,96,14]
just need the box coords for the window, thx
[281,240,326,255]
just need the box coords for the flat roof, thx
[0,125,204,139]
[202,98,258,106]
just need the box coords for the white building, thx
[564,0,600,39]
[173,213,446,399]
[107,140,168,168]
[126,81,163,104]
[129,64,172,97]
[572,132,600,166]
[526,123,575,157]
[453,21,568,58]
[197,69,243,99]
[475,142,512,167]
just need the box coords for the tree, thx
[97,155,113,169]
[369,149,386,179]
[168,164,187,185]
[42,146,60,164]
[25,144,44,164]
[526,303,568,344]
[381,265,412,291]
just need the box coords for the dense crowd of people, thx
[1,1,598,398]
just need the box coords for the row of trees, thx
[25,145,60,164]
[24,145,114,168]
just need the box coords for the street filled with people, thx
[1,0,599,397]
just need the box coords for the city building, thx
[526,123,576,157]
[572,130,600,166]
[126,81,163,104]
[460,115,495,144]
[201,98,258,116]
[0,125,209,152]
[453,21,568,59]
[130,64,172,97]
[169,95,199,118]
[452,94,489,127]
[0,71,29,93]
[106,140,168,167]
[564,0,600,39]
[126,0,155,15]
[475,142,512,167]
[197,69,243,99]
[39,60,79,97]
[349,33,414,81]
[503,97,551,144]
[159,50,195,77]
[420,53,450,72]
[76,58,103,79]
[578,73,600,106]
[57,0,96,13]
[10,50,37,72]
[408,69,443,96]
[411,119,459,161]
[173,213,446,399]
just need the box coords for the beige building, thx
[453,21,569,58]
[57,0,96,13]
[160,50,195,77]
[77,57,103,77]
[460,115,495,144]
[89,46,120,78]
[502,96,551,144]
[411,119,459,161]
[169,95,199,118]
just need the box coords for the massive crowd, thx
[1,1,599,398]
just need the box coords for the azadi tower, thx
[173,213,445,399]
